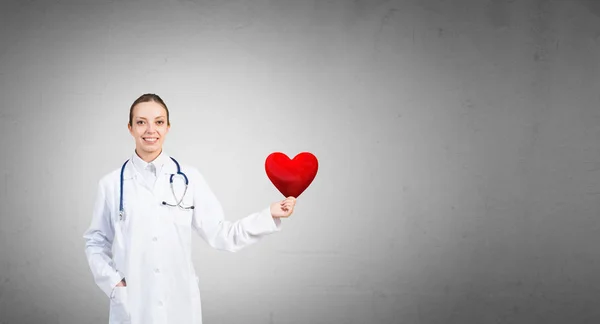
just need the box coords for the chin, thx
[139,144,160,152]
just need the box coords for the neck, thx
[136,149,161,163]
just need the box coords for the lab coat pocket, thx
[109,287,131,324]
[172,207,193,226]
[169,193,194,226]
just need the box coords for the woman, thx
[83,93,296,324]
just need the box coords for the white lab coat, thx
[83,151,282,324]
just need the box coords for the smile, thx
[143,137,158,143]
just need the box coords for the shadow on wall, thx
[582,0,600,18]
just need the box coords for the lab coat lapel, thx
[153,170,169,205]
[124,161,146,191]
[153,156,177,206]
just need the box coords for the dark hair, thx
[129,93,170,126]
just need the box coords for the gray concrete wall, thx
[1,0,599,323]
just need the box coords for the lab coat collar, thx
[131,149,172,175]
[158,151,177,174]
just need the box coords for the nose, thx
[145,123,156,133]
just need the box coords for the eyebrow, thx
[135,116,166,120]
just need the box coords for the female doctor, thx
[83,93,296,324]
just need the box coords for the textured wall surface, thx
[1,0,599,323]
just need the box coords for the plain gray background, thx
[1,0,600,323]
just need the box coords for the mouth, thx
[142,137,159,144]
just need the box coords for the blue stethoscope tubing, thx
[119,156,194,220]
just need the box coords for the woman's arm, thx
[190,169,286,252]
[82,179,125,297]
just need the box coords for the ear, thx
[128,123,133,135]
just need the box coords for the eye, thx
[157,120,164,125]
[136,120,144,125]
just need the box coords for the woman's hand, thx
[270,196,296,218]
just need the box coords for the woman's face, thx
[128,101,170,157]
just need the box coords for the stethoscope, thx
[119,156,194,221]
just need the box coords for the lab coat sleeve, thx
[82,179,125,298]
[191,170,282,252]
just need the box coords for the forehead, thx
[132,101,167,118]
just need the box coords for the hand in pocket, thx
[110,286,131,323]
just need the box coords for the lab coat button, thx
[153,237,158,242]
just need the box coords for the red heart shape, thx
[265,152,318,198]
